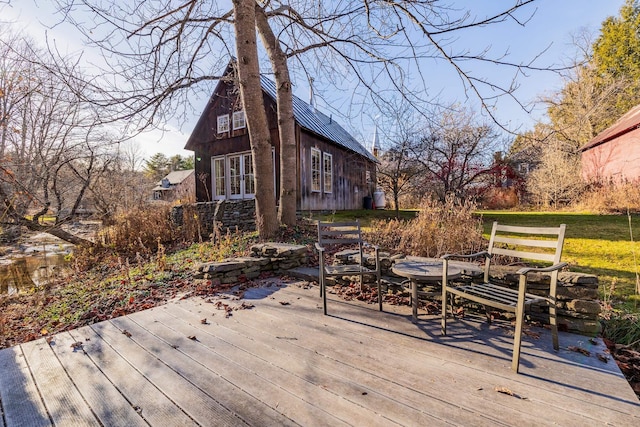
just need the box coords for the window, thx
[229,155,242,197]
[323,152,333,193]
[243,153,255,196]
[217,114,229,134]
[311,148,321,192]
[213,157,226,199]
[232,111,246,130]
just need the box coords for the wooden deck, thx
[0,280,638,426]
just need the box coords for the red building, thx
[580,104,640,183]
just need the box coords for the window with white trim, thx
[217,114,229,134]
[213,157,226,199]
[232,111,246,130]
[323,152,333,193]
[311,148,321,192]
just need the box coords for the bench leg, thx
[441,286,447,335]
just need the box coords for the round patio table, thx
[391,258,470,323]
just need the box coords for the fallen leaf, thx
[122,330,132,338]
[187,335,197,341]
[279,301,290,306]
[597,353,610,363]
[568,346,590,356]
[70,341,83,350]
[40,328,48,336]
[589,338,598,345]
[494,386,526,399]
[200,318,208,324]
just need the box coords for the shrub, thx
[366,196,484,257]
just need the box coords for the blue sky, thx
[3,0,628,157]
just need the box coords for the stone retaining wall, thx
[193,243,308,284]
[172,200,256,237]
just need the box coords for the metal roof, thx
[260,76,377,162]
[580,103,640,152]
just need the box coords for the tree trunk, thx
[255,5,298,227]
[15,217,94,247]
[232,0,278,239]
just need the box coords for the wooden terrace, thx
[0,280,638,426]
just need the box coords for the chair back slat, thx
[318,221,363,248]
[488,221,566,265]
[492,247,557,263]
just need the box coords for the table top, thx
[392,259,462,282]
[392,257,483,281]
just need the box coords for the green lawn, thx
[311,209,640,307]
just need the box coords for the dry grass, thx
[365,197,485,257]
[574,182,640,214]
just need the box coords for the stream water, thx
[0,253,70,295]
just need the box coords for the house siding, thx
[299,132,375,210]
[581,127,640,183]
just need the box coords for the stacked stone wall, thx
[193,243,308,284]
[172,200,256,237]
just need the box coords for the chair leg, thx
[512,276,528,373]
[441,284,447,336]
[322,276,327,315]
[377,271,383,312]
[512,305,525,373]
[549,301,559,351]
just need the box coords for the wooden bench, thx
[441,221,567,373]
[315,221,381,315]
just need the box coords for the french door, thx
[212,151,256,200]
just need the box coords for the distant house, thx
[152,169,195,203]
[580,104,640,183]
[184,63,378,211]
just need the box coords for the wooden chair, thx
[441,222,567,373]
[315,221,381,315]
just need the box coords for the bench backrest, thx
[318,220,364,246]
[317,220,365,260]
[485,222,566,280]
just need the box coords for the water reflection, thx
[0,254,70,295]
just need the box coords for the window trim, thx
[212,156,226,200]
[232,111,246,130]
[323,152,333,194]
[311,148,321,193]
[217,114,230,134]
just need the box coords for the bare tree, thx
[48,0,554,239]
[374,102,425,213]
[526,136,584,208]
[410,107,499,201]
[0,32,118,245]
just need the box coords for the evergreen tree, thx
[592,0,640,128]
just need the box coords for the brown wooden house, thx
[580,103,640,183]
[184,68,378,211]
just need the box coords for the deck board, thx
[0,346,50,426]
[248,285,636,423]
[0,280,638,426]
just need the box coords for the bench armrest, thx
[442,251,490,261]
[517,262,568,275]
[314,243,325,254]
